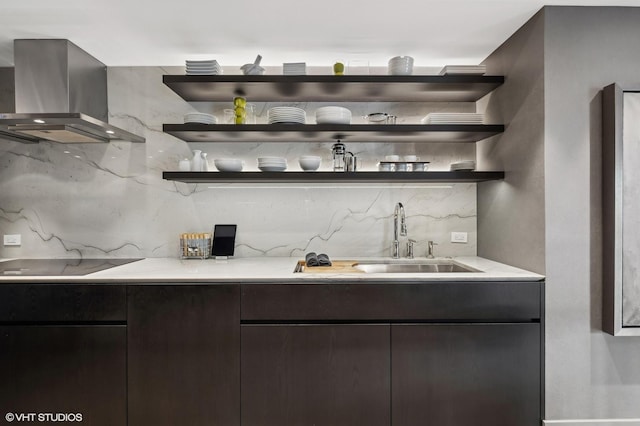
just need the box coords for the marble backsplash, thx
[0,66,478,259]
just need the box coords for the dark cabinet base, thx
[127,285,240,426]
[391,323,541,426]
[0,326,126,426]
[1,281,542,426]
[241,324,391,426]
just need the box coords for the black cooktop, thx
[0,258,143,276]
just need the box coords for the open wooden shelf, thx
[163,74,504,102]
[162,171,505,184]
[163,124,504,143]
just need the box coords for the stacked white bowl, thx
[258,157,287,172]
[315,106,352,124]
[388,56,414,75]
[214,158,243,172]
[184,112,217,124]
[267,107,306,124]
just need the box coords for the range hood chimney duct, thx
[0,39,145,144]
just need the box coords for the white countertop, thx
[0,256,544,283]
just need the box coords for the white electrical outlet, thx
[451,232,468,243]
[4,234,21,246]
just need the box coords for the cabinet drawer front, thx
[392,323,541,426]
[0,326,127,426]
[128,285,240,426]
[0,284,126,322]
[241,324,390,426]
[241,282,541,321]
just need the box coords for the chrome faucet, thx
[427,240,437,259]
[392,202,407,258]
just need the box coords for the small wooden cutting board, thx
[295,260,364,273]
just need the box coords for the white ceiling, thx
[0,0,638,68]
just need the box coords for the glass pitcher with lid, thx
[332,142,346,172]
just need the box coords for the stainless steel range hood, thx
[0,39,145,144]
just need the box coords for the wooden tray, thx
[295,260,363,274]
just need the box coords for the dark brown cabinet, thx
[241,324,391,426]
[391,323,541,426]
[1,280,541,426]
[127,285,240,426]
[241,282,542,426]
[0,326,126,425]
[0,284,127,426]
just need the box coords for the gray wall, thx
[477,10,546,275]
[543,6,640,423]
[481,6,640,424]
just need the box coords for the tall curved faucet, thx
[392,202,407,258]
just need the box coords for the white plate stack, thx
[420,113,484,124]
[439,65,486,75]
[315,106,352,124]
[388,56,414,75]
[258,157,287,172]
[450,160,476,171]
[185,59,222,75]
[267,107,306,124]
[283,62,307,75]
[184,112,218,124]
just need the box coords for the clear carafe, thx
[332,142,346,172]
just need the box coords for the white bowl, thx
[214,158,243,172]
[316,115,351,124]
[388,56,414,75]
[299,156,321,171]
[316,106,351,114]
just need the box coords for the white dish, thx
[186,71,222,75]
[388,56,414,75]
[258,161,287,165]
[299,156,321,171]
[283,63,306,75]
[439,65,486,75]
[214,158,244,172]
[184,120,216,124]
[316,115,350,124]
[315,106,351,124]
[186,63,220,68]
[421,113,484,124]
[186,59,219,63]
[268,113,306,124]
[259,165,287,172]
[316,106,350,114]
[186,64,220,68]
[184,113,217,125]
[450,160,476,171]
[185,113,216,119]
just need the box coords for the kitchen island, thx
[0,256,543,426]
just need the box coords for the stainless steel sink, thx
[352,260,479,274]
